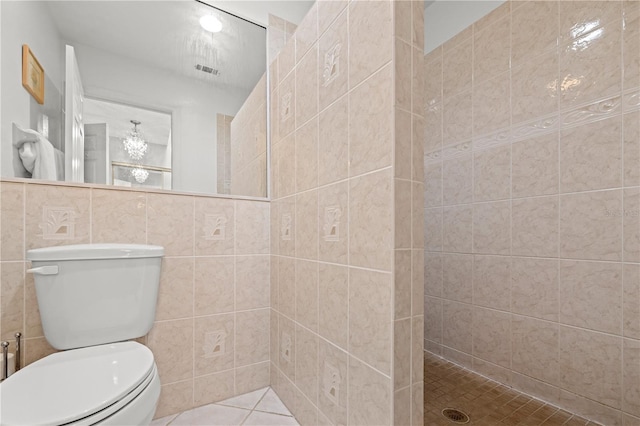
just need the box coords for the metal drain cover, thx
[442,408,470,424]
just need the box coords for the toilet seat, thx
[0,341,156,426]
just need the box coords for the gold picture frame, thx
[22,45,44,104]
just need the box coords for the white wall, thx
[424,0,505,53]
[0,1,64,177]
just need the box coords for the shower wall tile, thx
[318,95,348,185]
[147,193,193,256]
[424,2,639,423]
[156,257,194,321]
[0,182,24,261]
[295,117,318,193]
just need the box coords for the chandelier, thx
[123,120,148,161]
[131,167,149,183]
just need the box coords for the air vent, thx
[195,64,219,75]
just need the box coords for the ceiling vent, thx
[195,64,219,75]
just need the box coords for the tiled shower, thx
[423,1,640,424]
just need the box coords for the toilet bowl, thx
[0,342,160,426]
[0,244,164,426]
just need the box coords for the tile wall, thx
[423,1,640,424]
[0,180,271,419]
[269,0,424,424]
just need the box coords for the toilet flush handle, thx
[26,265,59,275]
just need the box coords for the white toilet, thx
[0,244,164,426]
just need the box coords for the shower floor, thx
[424,351,597,425]
[150,387,299,426]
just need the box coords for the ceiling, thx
[46,1,267,92]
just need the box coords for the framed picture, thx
[22,45,44,104]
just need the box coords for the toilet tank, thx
[26,244,164,350]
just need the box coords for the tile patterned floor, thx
[151,387,299,426]
[424,352,599,426]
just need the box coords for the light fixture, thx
[122,120,148,161]
[200,15,222,33]
[131,167,149,183]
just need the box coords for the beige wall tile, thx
[318,181,348,264]
[412,250,424,316]
[349,169,393,271]
[318,10,348,111]
[278,256,295,320]
[317,337,348,425]
[442,300,473,354]
[623,7,640,91]
[296,44,319,127]
[349,268,392,375]
[473,201,511,255]
[624,264,640,339]
[279,71,296,138]
[295,325,318,403]
[317,0,347,36]
[295,260,318,332]
[559,390,623,426]
[394,0,411,43]
[625,189,640,265]
[348,356,391,426]
[442,37,472,97]
[558,18,622,110]
[156,257,194,321]
[473,72,511,137]
[472,357,512,386]
[1,183,24,261]
[154,380,193,419]
[559,260,622,334]
[91,189,146,244]
[424,103,443,154]
[512,315,559,386]
[235,200,269,255]
[442,205,472,253]
[512,132,559,198]
[559,190,623,261]
[512,257,559,321]
[511,51,559,125]
[24,271,42,338]
[424,252,443,297]
[443,90,472,146]
[295,118,319,193]
[425,296,442,343]
[396,108,412,180]
[472,307,511,368]
[424,49,443,107]
[295,3,317,62]
[348,0,392,88]
[295,391,318,426]
[559,325,622,409]
[236,255,270,311]
[147,319,194,384]
[412,0,425,50]
[442,154,472,205]
[25,184,90,250]
[511,1,558,65]
[473,145,511,202]
[425,207,443,252]
[147,193,193,256]
[623,338,640,417]
[412,316,424,384]
[318,95,348,186]
[278,35,296,83]
[276,135,296,198]
[560,116,623,193]
[349,64,393,176]
[442,253,473,304]
[473,255,510,311]
[395,38,412,112]
[394,318,411,390]
[558,1,622,43]
[193,370,234,407]
[412,48,425,116]
[473,14,510,84]
[295,190,318,260]
[624,111,640,187]
[194,197,234,256]
[24,337,56,366]
[235,308,270,367]
[194,314,234,376]
[194,257,234,316]
[279,315,296,382]
[235,361,270,395]
[425,162,443,208]
[278,197,296,257]
[394,387,410,426]
[395,179,412,249]
[1,262,24,341]
[395,250,412,319]
[512,196,559,258]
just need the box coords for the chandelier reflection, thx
[131,167,149,183]
[123,120,148,161]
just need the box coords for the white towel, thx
[12,123,59,180]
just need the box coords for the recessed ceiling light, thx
[200,15,222,33]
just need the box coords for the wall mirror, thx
[1,0,268,198]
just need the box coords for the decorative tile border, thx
[322,206,342,242]
[39,206,76,240]
[202,214,227,241]
[322,43,342,87]
[203,330,227,358]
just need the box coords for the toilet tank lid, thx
[27,244,164,261]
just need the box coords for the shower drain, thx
[442,408,470,424]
